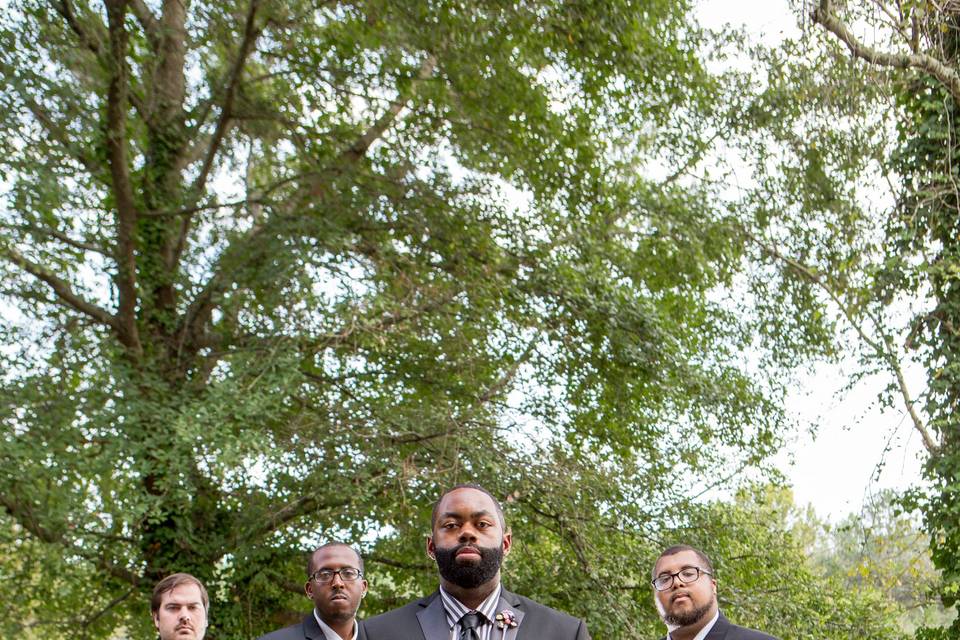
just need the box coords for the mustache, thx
[454,543,480,554]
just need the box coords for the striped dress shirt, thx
[438,583,503,640]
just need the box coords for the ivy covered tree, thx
[784,1,960,636]
[0,0,802,638]
[3,0,936,637]
[690,0,960,637]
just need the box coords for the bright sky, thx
[695,0,927,520]
[779,363,927,521]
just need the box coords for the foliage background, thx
[0,0,948,638]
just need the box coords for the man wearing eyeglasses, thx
[652,545,777,640]
[259,542,369,640]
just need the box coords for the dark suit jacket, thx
[258,612,368,640]
[661,612,778,640]
[364,588,589,640]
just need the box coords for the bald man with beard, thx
[364,483,590,640]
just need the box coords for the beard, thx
[661,595,715,627]
[433,542,503,589]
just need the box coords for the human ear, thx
[501,531,512,556]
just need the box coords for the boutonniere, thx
[495,609,518,639]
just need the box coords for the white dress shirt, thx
[439,583,503,640]
[314,609,359,640]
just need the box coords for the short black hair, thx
[430,483,506,530]
[306,542,365,576]
[653,544,715,579]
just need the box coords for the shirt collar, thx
[438,583,502,629]
[667,610,719,640]
[313,608,358,640]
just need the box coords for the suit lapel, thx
[302,612,325,640]
[703,612,730,639]
[416,592,448,640]
[495,589,525,640]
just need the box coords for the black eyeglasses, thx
[310,568,363,583]
[651,566,712,591]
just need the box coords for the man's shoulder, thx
[363,593,435,630]
[502,589,588,638]
[718,613,778,640]
[508,591,583,626]
[726,623,778,640]
[256,619,307,640]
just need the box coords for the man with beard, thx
[259,542,369,640]
[364,483,590,640]
[151,573,208,640]
[652,545,778,640]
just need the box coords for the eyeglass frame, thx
[309,567,364,584]
[651,566,713,591]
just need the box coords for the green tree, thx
[658,2,960,633]
[0,1,798,638]
[756,1,960,636]
[804,490,950,634]
[653,486,907,640]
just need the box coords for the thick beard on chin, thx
[662,598,714,628]
[433,542,503,589]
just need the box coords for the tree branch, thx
[20,94,100,176]
[48,0,149,128]
[476,333,540,405]
[279,580,305,595]
[813,0,960,103]
[661,130,723,187]
[366,555,433,571]
[104,0,142,355]
[175,219,268,358]
[0,492,141,585]
[742,225,938,454]
[2,244,119,329]
[308,54,437,197]
[195,0,262,182]
[17,223,108,255]
[178,51,436,351]
[179,0,264,264]
[52,0,105,57]
[237,495,351,548]
[0,493,63,545]
[82,588,136,631]
[144,169,311,217]
[129,0,160,50]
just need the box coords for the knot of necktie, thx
[460,611,483,640]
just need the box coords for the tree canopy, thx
[0,0,800,637]
[0,0,941,638]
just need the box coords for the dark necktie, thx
[460,611,482,640]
